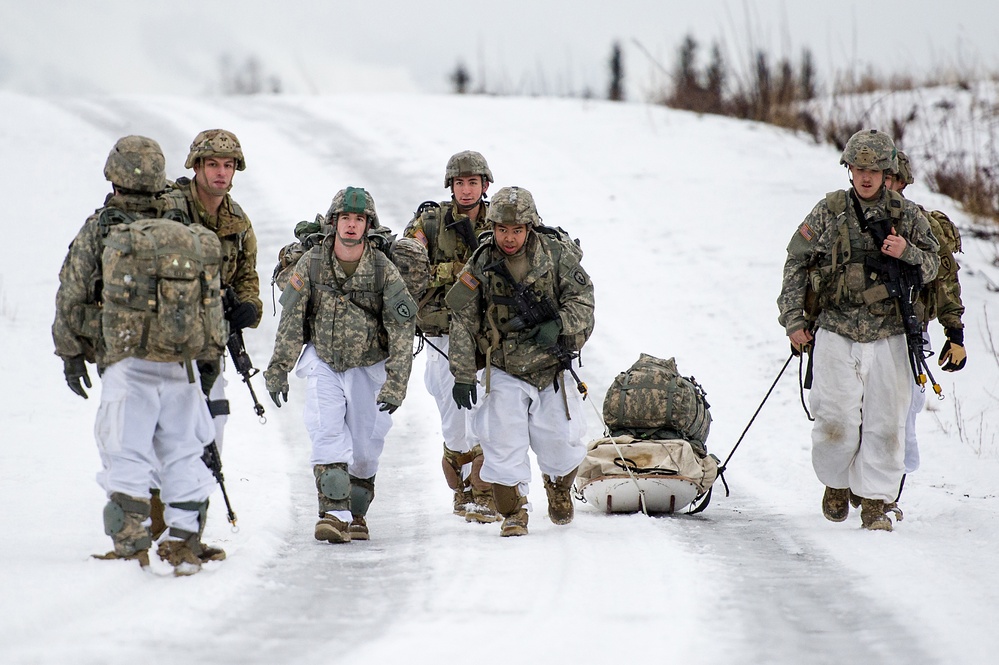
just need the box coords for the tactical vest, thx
[922,207,963,323]
[805,189,906,320]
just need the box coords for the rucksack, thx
[101,216,227,364]
[602,353,712,451]
[272,220,429,302]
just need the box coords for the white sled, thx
[579,474,702,514]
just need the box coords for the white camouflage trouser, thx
[469,368,588,495]
[207,370,229,451]
[810,328,911,503]
[95,358,216,534]
[424,334,471,455]
[902,332,931,474]
[296,344,391,480]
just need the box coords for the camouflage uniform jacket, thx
[777,187,940,343]
[52,190,190,368]
[446,231,594,390]
[917,204,964,331]
[173,177,262,327]
[264,239,416,405]
[403,199,489,335]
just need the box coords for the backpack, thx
[272,220,429,302]
[602,353,712,451]
[101,216,227,364]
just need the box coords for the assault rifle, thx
[862,213,943,398]
[202,441,237,527]
[483,258,588,397]
[223,287,266,420]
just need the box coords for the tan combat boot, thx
[543,468,578,525]
[493,483,528,537]
[821,486,850,522]
[157,530,204,576]
[315,515,352,543]
[860,498,893,532]
[442,445,474,517]
[465,446,500,523]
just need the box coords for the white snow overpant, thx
[902,332,931,474]
[296,345,391,480]
[207,370,229,451]
[95,358,216,534]
[424,334,472,454]
[469,368,587,490]
[810,328,910,502]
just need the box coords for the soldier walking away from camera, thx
[886,151,967,484]
[53,136,227,574]
[777,130,940,531]
[265,187,416,544]
[446,187,594,536]
[404,150,499,523]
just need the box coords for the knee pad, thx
[491,484,525,517]
[442,445,474,491]
[103,492,150,535]
[468,445,490,491]
[350,475,375,517]
[316,464,350,500]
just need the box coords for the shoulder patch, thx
[573,269,587,286]
[289,272,305,291]
[799,223,815,242]
[414,228,428,248]
[459,272,480,290]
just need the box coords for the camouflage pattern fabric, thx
[100,218,227,365]
[172,177,262,327]
[446,230,594,390]
[920,206,965,331]
[104,135,167,194]
[264,239,415,405]
[404,200,490,335]
[778,187,940,343]
[53,191,191,367]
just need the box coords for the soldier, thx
[53,136,224,574]
[777,129,940,531]
[404,150,499,523]
[172,128,262,448]
[886,151,967,479]
[446,186,595,537]
[264,187,416,544]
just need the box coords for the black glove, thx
[227,301,258,331]
[938,328,967,372]
[197,359,221,398]
[64,356,92,399]
[378,400,399,414]
[269,390,288,408]
[452,382,478,410]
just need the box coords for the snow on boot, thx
[822,486,850,522]
[465,449,500,523]
[349,516,369,541]
[157,531,203,576]
[860,498,894,532]
[315,515,351,544]
[500,509,529,537]
[543,469,577,525]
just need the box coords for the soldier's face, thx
[849,165,884,200]
[336,212,368,243]
[452,176,488,208]
[194,157,236,196]
[885,174,905,194]
[494,222,528,255]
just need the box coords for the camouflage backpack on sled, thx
[101,213,227,365]
[602,353,712,453]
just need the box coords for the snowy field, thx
[1,89,997,665]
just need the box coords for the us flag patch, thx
[414,229,428,248]
[290,273,305,291]
[460,272,480,290]
[799,223,814,241]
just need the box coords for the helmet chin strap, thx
[455,197,482,214]
[337,234,363,247]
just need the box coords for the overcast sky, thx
[3,0,997,99]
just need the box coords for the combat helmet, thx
[892,151,915,185]
[486,186,541,227]
[104,135,167,194]
[325,186,380,228]
[185,129,246,171]
[444,150,494,188]
[840,129,898,173]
